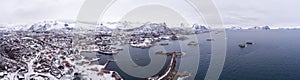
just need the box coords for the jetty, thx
[149,52,181,80]
[103,60,114,69]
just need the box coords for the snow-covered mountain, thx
[277,27,300,30]
[28,20,75,32]
[96,24,113,32]
[129,22,172,35]
[0,20,77,32]
[0,24,30,31]
[226,26,243,30]
[248,26,271,30]
[261,26,271,30]
[192,24,209,31]
[4,20,295,32]
[105,21,142,29]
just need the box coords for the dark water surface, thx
[220,30,300,80]
[82,30,300,80]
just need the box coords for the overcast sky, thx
[0,0,299,27]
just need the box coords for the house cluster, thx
[0,31,77,80]
[0,22,210,80]
[95,32,118,55]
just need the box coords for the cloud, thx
[0,0,299,27]
[215,0,300,26]
[0,0,84,24]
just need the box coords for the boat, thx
[159,43,169,46]
[98,50,118,55]
[115,48,123,51]
[206,38,214,41]
[98,46,118,55]
[187,41,198,46]
[246,41,254,45]
[155,51,165,55]
[239,44,247,48]
[130,43,152,48]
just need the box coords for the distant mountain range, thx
[226,26,271,30]
[2,20,300,32]
[0,20,76,31]
[27,21,75,31]
[0,21,197,34]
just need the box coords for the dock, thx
[149,52,181,80]
[103,60,113,69]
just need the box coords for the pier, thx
[103,60,113,69]
[157,53,177,80]
[149,52,181,80]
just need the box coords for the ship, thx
[98,46,118,55]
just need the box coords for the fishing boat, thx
[98,46,118,55]
[239,44,247,48]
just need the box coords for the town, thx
[0,21,215,80]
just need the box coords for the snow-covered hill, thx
[192,24,209,31]
[4,20,295,32]
[28,20,75,32]
[130,22,173,35]
[0,20,76,32]
[248,26,271,30]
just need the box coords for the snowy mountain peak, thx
[96,24,113,31]
[262,26,271,30]
[248,26,271,30]
[27,20,75,32]
[140,22,168,30]
[192,24,208,30]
